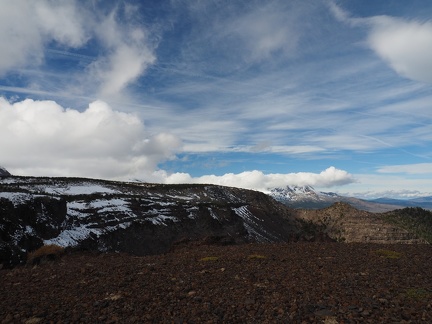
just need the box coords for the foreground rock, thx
[1,243,431,323]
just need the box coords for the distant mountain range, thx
[269,185,432,212]
[370,197,432,210]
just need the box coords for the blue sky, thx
[0,0,431,199]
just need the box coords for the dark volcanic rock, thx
[0,177,311,267]
[0,167,10,177]
[1,243,431,323]
[0,196,67,267]
[0,176,430,268]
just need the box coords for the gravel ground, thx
[1,242,432,323]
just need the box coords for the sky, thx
[0,0,431,199]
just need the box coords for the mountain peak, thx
[270,185,317,199]
[0,166,11,177]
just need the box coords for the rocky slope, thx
[294,202,428,243]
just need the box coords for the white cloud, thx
[0,98,181,179]
[328,2,432,84]
[221,3,302,61]
[34,0,88,47]
[0,0,88,74]
[88,8,157,97]
[159,166,355,192]
[0,0,157,97]
[0,96,355,191]
[377,163,432,174]
[367,17,432,83]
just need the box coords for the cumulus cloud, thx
[0,98,181,179]
[157,166,355,192]
[367,17,432,83]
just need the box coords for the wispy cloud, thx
[0,0,158,100]
[377,163,432,175]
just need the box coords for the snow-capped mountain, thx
[270,185,342,207]
[269,185,401,212]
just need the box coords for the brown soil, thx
[1,242,432,323]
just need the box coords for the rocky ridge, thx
[1,176,430,268]
[294,202,428,243]
[0,176,303,268]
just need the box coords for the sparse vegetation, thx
[27,244,65,265]
[383,207,432,243]
[374,249,402,259]
[404,288,431,300]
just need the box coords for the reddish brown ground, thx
[1,242,432,323]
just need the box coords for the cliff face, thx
[295,202,427,244]
[0,195,67,266]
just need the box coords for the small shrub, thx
[199,256,219,261]
[27,244,65,265]
[248,254,266,259]
[374,249,402,259]
[405,288,431,300]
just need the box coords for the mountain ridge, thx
[269,185,432,212]
[1,175,430,268]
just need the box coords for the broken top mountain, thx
[0,175,430,268]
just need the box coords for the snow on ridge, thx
[233,206,274,242]
[42,184,119,195]
[0,192,58,206]
[145,215,179,226]
[44,224,102,247]
[67,198,134,218]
